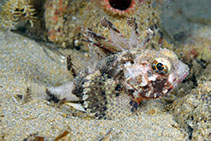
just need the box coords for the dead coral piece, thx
[0,0,36,30]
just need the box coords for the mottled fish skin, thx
[46,17,189,119]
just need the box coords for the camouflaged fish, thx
[46,17,189,119]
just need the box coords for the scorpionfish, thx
[46,17,189,119]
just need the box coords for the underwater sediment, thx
[171,34,211,140]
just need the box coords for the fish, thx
[46,17,189,119]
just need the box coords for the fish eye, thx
[152,58,171,75]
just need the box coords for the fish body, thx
[47,18,189,119]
